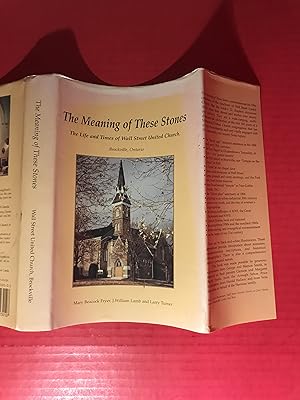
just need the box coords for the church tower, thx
[112,160,131,238]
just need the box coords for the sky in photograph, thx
[92,156,174,230]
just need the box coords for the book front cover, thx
[52,72,209,333]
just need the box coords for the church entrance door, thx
[115,266,123,278]
[113,259,123,278]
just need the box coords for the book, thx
[0,69,276,333]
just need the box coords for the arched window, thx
[103,249,108,261]
[115,259,122,267]
[161,246,165,261]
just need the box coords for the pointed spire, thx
[112,160,131,205]
[117,160,125,189]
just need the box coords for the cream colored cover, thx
[0,70,276,333]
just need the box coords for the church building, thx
[75,160,173,285]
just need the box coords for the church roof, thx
[76,223,114,240]
[78,224,164,247]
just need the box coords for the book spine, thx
[201,72,210,333]
[16,76,59,331]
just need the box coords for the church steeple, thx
[112,160,131,206]
[112,160,131,237]
[117,160,125,190]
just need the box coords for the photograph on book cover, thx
[0,96,10,177]
[73,155,174,288]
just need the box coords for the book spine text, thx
[17,76,58,330]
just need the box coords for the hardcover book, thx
[0,69,276,332]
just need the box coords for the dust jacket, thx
[0,70,276,332]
